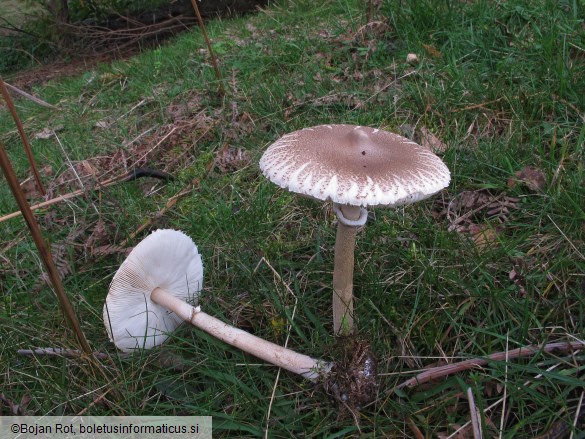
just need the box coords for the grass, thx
[1,0,584,436]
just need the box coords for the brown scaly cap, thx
[259,124,450,207]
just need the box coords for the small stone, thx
[406,53,419,64]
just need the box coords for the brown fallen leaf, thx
[34,125,64,140]
[469,223,500,250]
[507,166,546,192]
[94,117,115,129]
[166,92,203,123]
[437,423,474,439]
[509,265,526,297]
[20,178,43,200]
[422,43,443,58]
[40,243,71,285]
[419,127,447,154]
[34,127,53,140]
[0,393,30,415]
[214,145,251,173]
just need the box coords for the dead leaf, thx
[155,349,188,371]
[485,380,505,397]
[0,393,29,415]
[34,125,63,139]
[507,166,546,192]
[509,265,526,297]
[80,160,97,177]
[84,220,108,251]
[437,424,474,439]
[94,117,115,129]
[34,127,54,139]
[439,190,519,231]
[214,145,251,173]
[166,92,202,123]
[419,127,447,154]
[469,223,500,250]
[40,243,71,284]
[18,157,51,200]
[20,178,43,200]
[422,43,443,58]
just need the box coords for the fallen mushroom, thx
[103,229,331,381]
[259,124,450,335]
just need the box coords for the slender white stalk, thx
[151,288,331,381]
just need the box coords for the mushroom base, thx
[322,337,378,419]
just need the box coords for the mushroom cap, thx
[259,124,450,207]
[103,229,203,352]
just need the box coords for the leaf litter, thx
[7,87,264,289]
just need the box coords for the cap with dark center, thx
[259,124,451,335]
[259,124,450,207]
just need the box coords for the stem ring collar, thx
[333,203,369,227]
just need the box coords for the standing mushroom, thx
[103,229,331,381]
[259,124,450,335]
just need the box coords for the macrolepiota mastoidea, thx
[103,229,332,380]
[260,124,450,335]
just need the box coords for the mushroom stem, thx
[151,287,331,381]
[332,204,363,335]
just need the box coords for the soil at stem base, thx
[322,337,379,420]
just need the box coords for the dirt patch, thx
[9,49,140,91]
[323,337,379,422]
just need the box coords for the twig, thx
[17,347,112,361]
[405,416,425,439]
[0,169,145,223]
[446,397,504,439]
[450,97,505,113]
[75,389,112,416]
[0,140,91,354]
[189,0,225,96]
[570,391,584,439]
[499,334,509,439]
[0,393,28,415]
[394,341,584,390]
[449,360,566,438]
[0,78,46,196]
[467,387,482,439]
[2,81,58,109]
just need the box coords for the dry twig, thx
[467,387,482,439]
[0,169,169,223]
[1,81,58,109]
[395,341,584,390]
[0,78,46,195]
[189,0,225,95]
[17,347,112,361]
